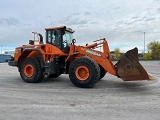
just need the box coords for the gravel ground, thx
[0,61,160,120]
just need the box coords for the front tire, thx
[69,56,100,88]
[19,57,44,83]
[99,65,107,80]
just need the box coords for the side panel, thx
[44,43,68,56]
[71,46,117,76]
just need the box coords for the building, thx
[0,51,14,63]
[0,54,11,63]
[4,51,15,56]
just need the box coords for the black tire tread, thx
[69,56,100,88]
[19,57,44,83]
[99,65,107,80]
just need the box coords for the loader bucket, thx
[115,47,153,81]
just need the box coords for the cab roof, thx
[45,26,75,33]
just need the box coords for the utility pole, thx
[144,32,145,55]
[0,45,2,54]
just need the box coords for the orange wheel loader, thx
[8,26,153,88]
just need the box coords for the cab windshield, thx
[62,31,73,48]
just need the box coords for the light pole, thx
[144,32,145,55]
[0,45,2,54]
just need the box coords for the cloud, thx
[59,11,98,27]
[144,18,156,22]
[0,0,160,53]
[154,0,160,2]
[113,5,159,34]
[64,17,89,26]
[157,8,160,12]
[0,17,19,26]
[84,12,91,16]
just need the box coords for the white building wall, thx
[4,51,15,56]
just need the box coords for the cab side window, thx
[47,31,51,43]
[46,30,61,47]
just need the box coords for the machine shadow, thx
[95,78,154,93]
[41,75,153,92]
[41,75,71,84]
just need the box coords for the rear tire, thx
[19,57,44,83]
[69,56,100,88]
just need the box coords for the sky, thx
[0,0,160,53]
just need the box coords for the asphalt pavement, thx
[0,61,160,120]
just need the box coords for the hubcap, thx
[24,64,34,77]
[75,66,89,81]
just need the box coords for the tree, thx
[147,41,160,60]
[143,52,152,60]
[114,48,121,60]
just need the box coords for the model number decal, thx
[85,49,101,57]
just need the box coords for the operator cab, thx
[45,26,74,53]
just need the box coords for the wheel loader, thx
[8,26,153,88]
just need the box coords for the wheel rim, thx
[75,66,89,81]
[24,64,34,77]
